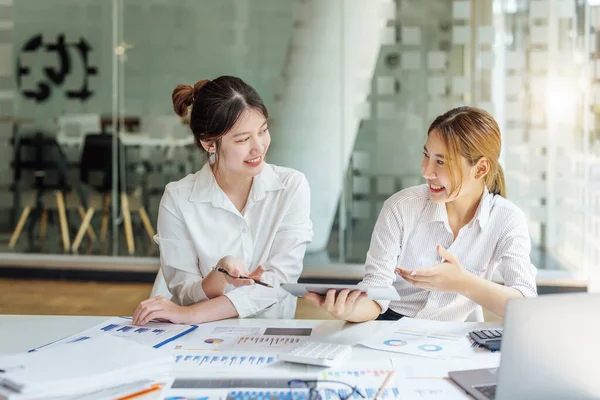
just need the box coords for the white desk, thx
[0,315,502,398]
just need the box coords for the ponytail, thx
[488,164,506,197]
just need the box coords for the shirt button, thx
[242,226,248,234]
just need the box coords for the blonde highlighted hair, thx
[428,106,506,197]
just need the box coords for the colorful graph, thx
[384,339,407,347]
[236,336,303,346]
[321,369,394,379]
[174,353,277,370]
[223,389,399,400]
[203,338,224,344]
[418,344,443,352]
[226,392,308,400]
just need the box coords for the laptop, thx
[449,293,600,400]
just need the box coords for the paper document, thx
[0,335,173,399]
[170,325,311,352]
[319,362,399,399]
[360,318,463,358]
[388,358,480,399]
[360,319,471,359]
[30,317,197,351]
[165,393,219,400]
[209,327,264,336]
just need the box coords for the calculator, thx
[279,341,352,367]
[469,329,503,351]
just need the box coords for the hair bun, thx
[172,84,195,117]
[172,80,211,118]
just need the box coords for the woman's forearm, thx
[459,274,523,317]
[201,270,229,299]
[184,295,239,324]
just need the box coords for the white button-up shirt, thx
[155,162,313,319]
[361,185,537,322]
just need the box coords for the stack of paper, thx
[0,334,173,400]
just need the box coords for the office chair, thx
[57,113,101,148]
[72,133,155,254]
[9,132,91,252]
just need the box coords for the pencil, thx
[374,371,394,400]
[214,267,273,288]
[250,279,274,288]
[116,383,162,400]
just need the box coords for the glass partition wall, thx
[2,0,356,261]
[4,0,120,257]
[1,0,598,286]
[337,0,597,284]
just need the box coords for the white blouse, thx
[155,162,313,319]
[361,185,537,321]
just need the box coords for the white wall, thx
[269,0,390,251]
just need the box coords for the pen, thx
[374,371,394,400]
[116,383,163,400]
[213,266,273,288]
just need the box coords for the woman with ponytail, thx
[132,76,313,325]
[306,107,537,322]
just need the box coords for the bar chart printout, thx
[173,353,278,371]
[220,388,399,399]
[234,335,308,350]
[29,317,198,351]
[319,368,400,399]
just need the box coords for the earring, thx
[208,152,215,165]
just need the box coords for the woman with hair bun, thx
[133,76,313,325]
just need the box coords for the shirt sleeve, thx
[155,188,209,305]
[225,175,314,318]
[494,211,538,298]
[359,199,403,314]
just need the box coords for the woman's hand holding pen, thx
[395,245,470,293]
[216,256,265,287]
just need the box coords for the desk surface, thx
[0,315,502,398]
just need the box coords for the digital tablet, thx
[280,283,400,301]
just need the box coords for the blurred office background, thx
[0,0,598,316]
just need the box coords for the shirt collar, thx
[248,163,286,204]
[189,162,285,207]
[472,186,491,229]
[422,186,492,230]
